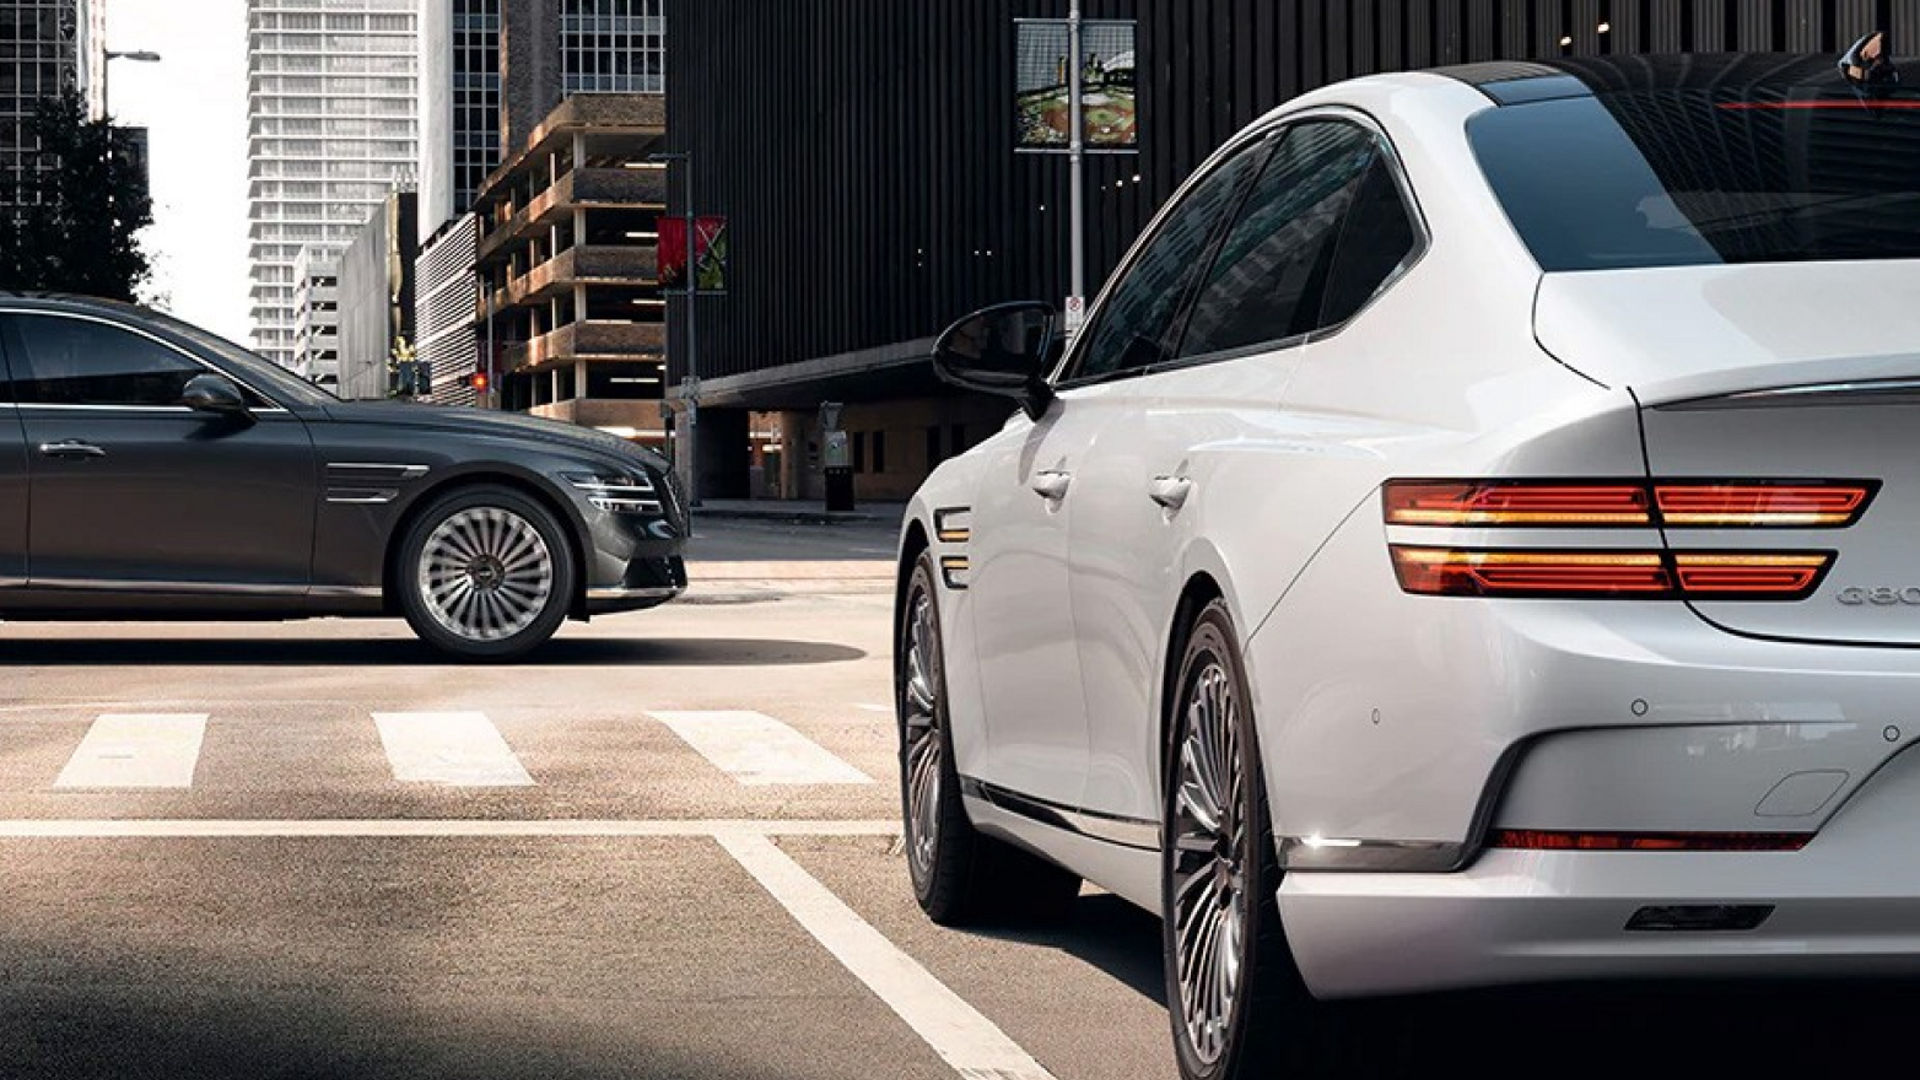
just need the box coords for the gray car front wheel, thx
[397,484,576,661]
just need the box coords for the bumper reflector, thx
[1491,829,1811,852]
[1625,905,1775,932]
[1390,548,1833,600]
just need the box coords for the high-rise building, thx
[411,0,668,424]
[1,0,105,214]
[418,0,499,237]
[292,243,341,386]
[246,0,419,369]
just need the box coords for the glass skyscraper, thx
[246,0,418,370]
[1,0,102,216]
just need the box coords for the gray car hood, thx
[322,400,671,473]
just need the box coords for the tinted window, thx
[1066,139,1266,382]
[1470,92,1920,270]
[4,315,207,407]
[1176,122,1377,359]
[1320,154,1420,327]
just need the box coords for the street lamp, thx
[102,49,162,118]
[649,149,701,510]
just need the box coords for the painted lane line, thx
[719,832,1056,1080]
[0,819,900,839]
[55,713,208,789]
[651,710,874,785]
[373,711,533,787]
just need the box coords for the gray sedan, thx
[0,294,686,660]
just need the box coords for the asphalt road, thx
[0,518,1915,1078]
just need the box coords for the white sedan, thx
[895,44,1920,1079]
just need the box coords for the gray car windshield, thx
[145,309,342,406]
[1469,91,1920,271]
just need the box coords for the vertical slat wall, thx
[665,0,1889,385]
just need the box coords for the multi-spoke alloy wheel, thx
[901,583,943,890]
[1163,598,1313,1080]
[897,551,1080,924]
[418,506,556,643]
[1171,659,1249,1067]
[398,485,576,661]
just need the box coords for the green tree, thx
[0,90,153,301]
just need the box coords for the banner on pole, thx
[657,215,730,294]
[1014,18,1138,152]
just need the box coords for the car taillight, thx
[1654,484,1873,527]
[1389,547,1834,600]
[1491,829,1810,852]
[1383,482,1652,526]
[1383,479,1875,528]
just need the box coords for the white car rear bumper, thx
[1281,737,1920,998]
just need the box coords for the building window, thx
[851,431,866,474]
[926,425,942,468]
[871,431,886,475]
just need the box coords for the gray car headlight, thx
[563,471,663,515]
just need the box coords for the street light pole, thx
[101,49,162,119]
[649,149,700,509]
[1067,0,1085,327]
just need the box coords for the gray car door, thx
[0,311,319,592]
[0,321,27,586]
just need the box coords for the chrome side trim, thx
[0,402,291,415]
[1660,378,1920,411]
[0,576,26,588]
[326,489,401,505]
[27,578,307,596]
[958,775,1161,851]
[327,462,430,479]
[585,585,683,601]
[309,584,383,599]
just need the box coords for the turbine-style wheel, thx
[898,550,1079,924]
[1163,598,1322,1079]
[398,484,575,661]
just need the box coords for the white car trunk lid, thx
[1538,263,1920,647]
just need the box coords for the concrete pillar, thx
[776,411,808,501]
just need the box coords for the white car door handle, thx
[1031,470,1073,501]
[1148,475,1192,510]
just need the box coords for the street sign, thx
[1064,294,1086,334]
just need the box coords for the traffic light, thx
[470,371,489,393]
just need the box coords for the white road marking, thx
[54,713,208,789]
[0,819,899,838]
[373,711,533,787]
[651,710,874,785]
[719,832,1055,1080]
[854,703,893,714]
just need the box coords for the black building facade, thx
[665,0,1920,500]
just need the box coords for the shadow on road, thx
[973,893,1168,1007]
[0,636,867,668]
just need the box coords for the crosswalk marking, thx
[55,713,209,789]
[650,710,875,785]
[372,711,534,787]
[720,832,1055,1080]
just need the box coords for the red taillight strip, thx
[1390,547,1834,601]
[1655,484,1871,527]
[1384,482,1651,526]
[1492,829,1811,852]
[1384,480,1875,528]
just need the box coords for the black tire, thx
[396,483,577,661]
[1163,598,1328,1079]
[898,550,1080,925]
